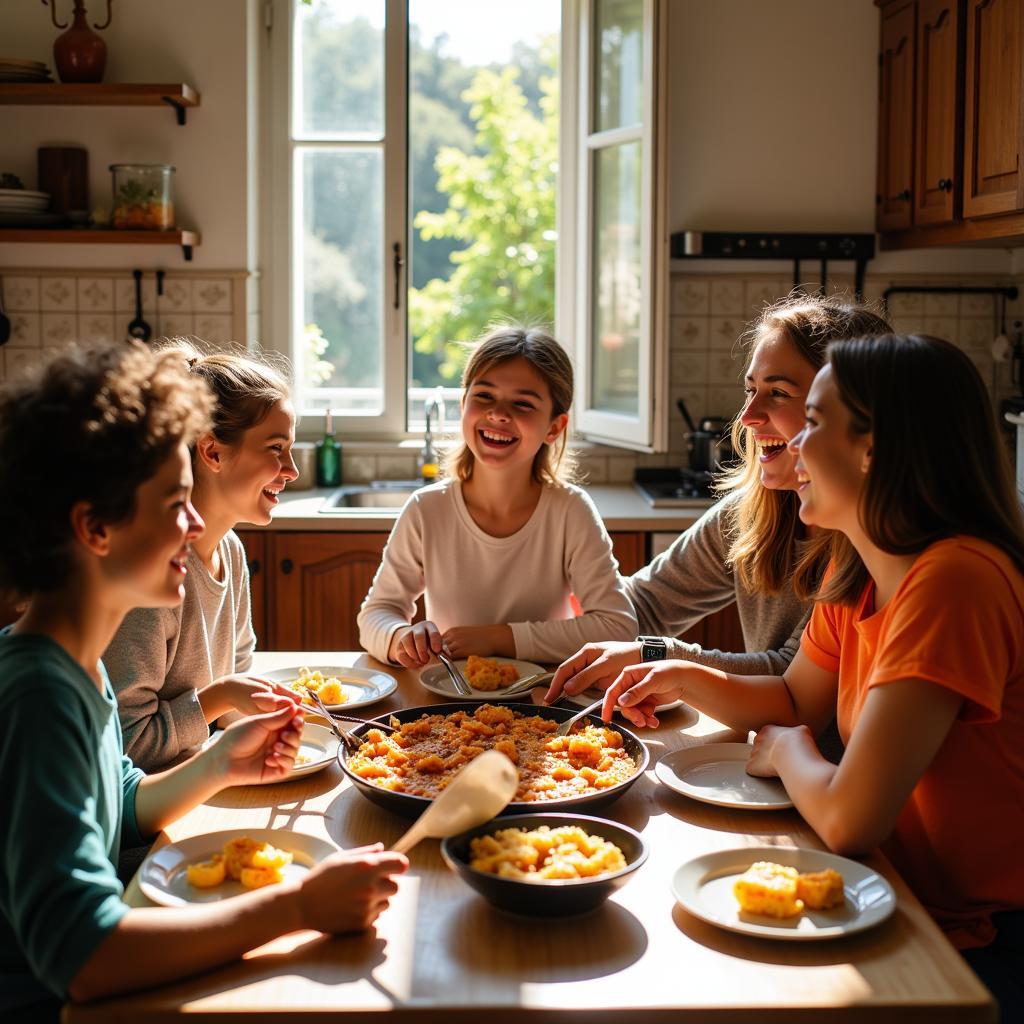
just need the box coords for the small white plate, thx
[656,743,793,810]
[261,665,398,711]
[671,846,896,941]
[563,688,687,715]
[419,657,547,701]
[139,828,338,907]
[202,720,339,783]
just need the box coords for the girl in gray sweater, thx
[547,292,891,710]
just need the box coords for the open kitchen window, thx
[262,0,665,446]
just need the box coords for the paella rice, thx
[469,824,627,881]
[347,704,636,802]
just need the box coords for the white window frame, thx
[262,0,666,447]
[560,0,669,452]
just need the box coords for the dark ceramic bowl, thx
[337,702,649,819]
[441,812,649,917]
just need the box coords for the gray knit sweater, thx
[624,492,811,674]
[103,531,255,771]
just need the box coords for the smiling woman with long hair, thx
[596,334,1024,1017]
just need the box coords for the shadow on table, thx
[442,898,649,980]
[204,761,344,808]
[671,901,904,967]
[651,782,801,838]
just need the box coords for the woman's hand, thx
[747,723,811,778]
[210,702,304,787]
[296,844,409,933]
[388,621,443,667]
[601,659,691,729]
[544,641,644,704]
[441,624,514,659]
[199,674,300,722]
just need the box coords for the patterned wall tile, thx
[578,455,608,484]
[923,317,958,341]
[670,350,708,387]
[192,278,232,313]
[5,349,38,379]
[39,277,76,312]
[673,387,706,426]
[2,276,39,311]
[115,275,157,313]
[41,313,77,346]
[960,292,997,318]
[156,278,191,314]
[76,278,114,312]
[607,456,635,483]
[193,314,235,344]
[670,317,709,351]
[709,278,745,316]
[77,314,116,346]
[671,278,710,316]
[708,317,743,353]
[7,312,40,348]
[343,454,375,484]
[744,279,790,317]
[924,292,959,316]
[885,291,925,318]
[157,314,194,339]
[708,351,744,386]
[956,318,992,353]
[376,454,416,480]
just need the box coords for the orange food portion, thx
[348,704,636,802]
[190,837,293,891]
[469,824,627,881]
[733,861,845,918]
[796,868,845,910]
[465,655,519,691]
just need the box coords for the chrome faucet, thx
[418,393,443,481]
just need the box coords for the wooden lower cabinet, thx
[238,527,743,657]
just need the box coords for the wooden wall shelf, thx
[0,228,200,261]
[0,83,200,124]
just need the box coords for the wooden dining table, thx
[65,651,996,1023]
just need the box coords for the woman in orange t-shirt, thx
[582,334,1024,1014]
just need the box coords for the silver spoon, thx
[391,749,519,854]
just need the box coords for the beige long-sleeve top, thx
[357,479,638,664]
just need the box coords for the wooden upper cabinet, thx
[877,1,917,230]
[915,0,965,225]
[963,0,1024,217]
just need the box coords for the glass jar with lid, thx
[109,163,175,230]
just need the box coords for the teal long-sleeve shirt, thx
[0,632,147,1010]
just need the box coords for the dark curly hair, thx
[0,341,214,598]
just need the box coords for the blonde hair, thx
[717,293,891,595]
[444,325,577,485]
[161,339,292,448]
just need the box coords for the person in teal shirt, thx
[0,341,407,1021]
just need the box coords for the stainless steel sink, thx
[319,482,422,513]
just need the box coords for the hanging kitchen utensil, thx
[0,280,11,347]
[675,396,697,434]
[127,268,151,341]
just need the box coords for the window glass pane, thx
[407,0,560,407]
[593,0,643,133]
[298,148,383,414]
[295,0,384,137]
[590,140,641,417]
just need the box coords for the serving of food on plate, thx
[419,655,548,701]
[260,664,398,711]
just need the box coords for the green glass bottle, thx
[315,408,342,487]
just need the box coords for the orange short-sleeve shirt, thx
[801,537,1024,949]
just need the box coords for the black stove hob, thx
[633,467,716,505]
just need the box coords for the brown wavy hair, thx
[0,341,213,598]
[717,293,891,595]
[444,324,577,485]
[162,339,291,448]
[808,334,1024,606]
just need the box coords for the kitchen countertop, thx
[253,484,715,533]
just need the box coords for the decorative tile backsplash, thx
[1,267,1019,488]
[0,270,248,378]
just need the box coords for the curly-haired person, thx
[0,342,406,1023]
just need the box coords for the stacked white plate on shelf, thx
[0,58,53,82]
[0,189,51,214]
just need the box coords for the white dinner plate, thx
[563,688,688,715]
[261,664,398,711]
[202,720,339,783]
[671,846,896,941]
[139,828,338,907]
[419,657,547,701]
[656,743,793,810]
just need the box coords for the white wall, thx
[0,0,255,269]
[665,0,1012,275]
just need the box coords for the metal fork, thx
[309,690,363,753]
[496,671,548,698]
[437,650,473,697]
[554,696,606,737]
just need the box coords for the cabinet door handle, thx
[249,558,261,575]
[887,189,911,202]
[938,178,953,192]
[280,558,294,575]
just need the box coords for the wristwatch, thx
[637,636,668,662]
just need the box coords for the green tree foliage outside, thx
[296,2,557,393]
